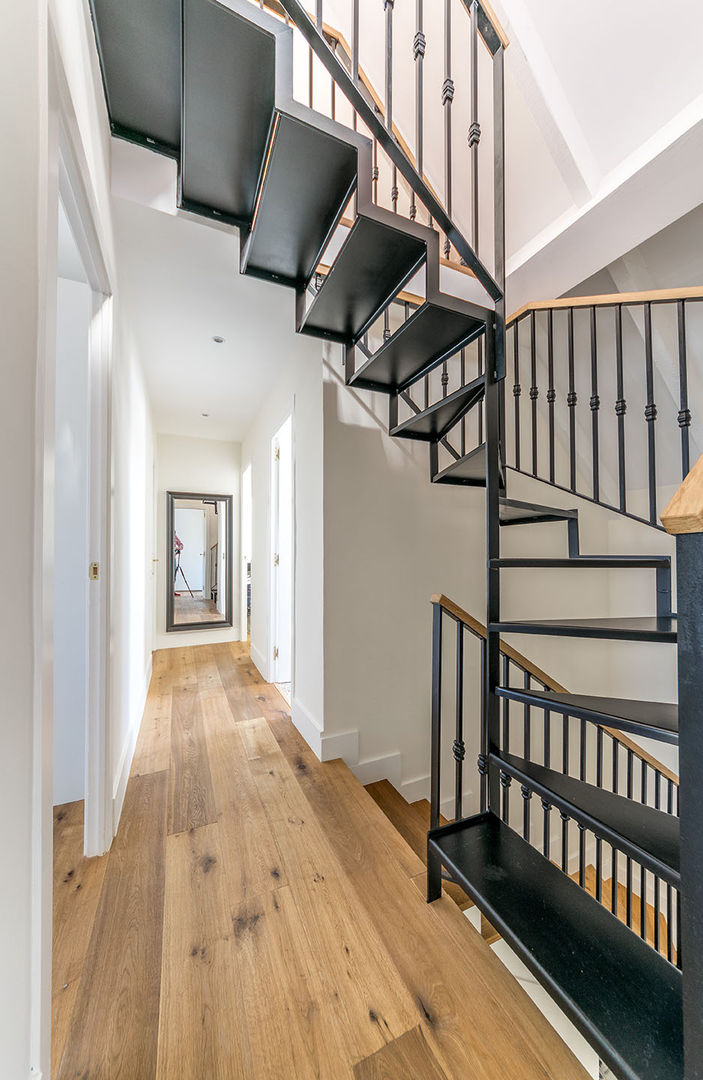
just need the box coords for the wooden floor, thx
[174,591,221,623]
[53,642,589,1079]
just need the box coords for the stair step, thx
[390,377,485,442]
[349,299,486,394]
[90,0,181,152]
[498,498,578,526]
[432,442,487,487]
[496,687,679,745]
[298,213,427,344]
[364,781,472,911]
[493,616,677,643]
[429,812,682,1080]
[182,0,276,221]
[240,112,358,287]
[493,751,680,885]
[493,555,671,569]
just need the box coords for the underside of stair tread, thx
[494,615,677,643]
[89,0,181,151]
[495,750,680,884]
[496,687,679,744]
[493,555,671,569]
[432,442,487,486]
[498,498,578,525]
[349,301,487,393]
[390,376,485,441]
[430,812,683,1080]
[241,112,358,286]
[182,0,276,221]
[299,215,427,343]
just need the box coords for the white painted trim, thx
[290,696,323,759]
[398,774,431,804]
[112,654,152,830]
[350,752,402,788]
[249,640,269,683]
[320,728,359,764]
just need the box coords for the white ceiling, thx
[112,195,310,442]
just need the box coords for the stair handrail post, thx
[430,599,443,831]
[662,456,703,1079]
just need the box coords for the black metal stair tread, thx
[494,750,679,884]
[241,112,357,287]
[493,615,677,642]
[182,0,276,222]
[390,377,485,442]
[349,300,486,393]
[496,687,679,745]
[498,498,578,526]
[298,215,427,344]
[430,812,682,1080]
[493,555,671,568]
[432,442,486,487]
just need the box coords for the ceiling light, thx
[201,412,209,418]
[212,335,225,344]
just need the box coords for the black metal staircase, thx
[88,2,695,1077]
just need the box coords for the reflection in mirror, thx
[167,492,233,631]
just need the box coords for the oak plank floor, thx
[53,641,589,1080]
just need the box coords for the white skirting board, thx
[112,653,153,834]
[249,641,268,683]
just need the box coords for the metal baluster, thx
[677,891,682,969]
[523,670,531,757]
[567,307,577,492]
[453,620,464,821]
[478,637,487,811]
[615,305,627,512]
[352,0,359,85]
[579,718,587,782]
[590,306,600,501]
[442,0,454,258]
[626,749,634,927]
[502,654,510,752]
[544,708,551,769]
[547,308,555,484]
[542,800,552,858]
[644,302,657,524]
[460,348,466,455]
[595,726,603,902]
[500,769,511,823]
[677,299,691,479]
[530,311,538,476]
[441,361,449,398]
[430,603,442,830]
[412,0,425,223]
[308,45,314,108]
[521,784,532,841]
[640,866,647,939]
[424,373,429,409]
[469,0,480,252]
[611,738,619,914]
[477,337,484,444]
[513,322,521,470]
[654,876,661,953]
[560,811,569,872]
[384,1,398,214]
[330,76,336,120]
[315,0,322,26]
[667,778,674,960]
[562,713,570,774]
[578,824,585,888]
[372,136,379,203]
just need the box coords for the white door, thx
[271,416,293,683]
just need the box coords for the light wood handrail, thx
[507,286,703,327]
[431,593,679,786]
[661,454,703,535]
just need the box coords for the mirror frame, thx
[166,491,234,633]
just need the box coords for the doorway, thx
[241,463,252,642]
[270,415,293,701]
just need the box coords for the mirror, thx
[167,491,233,631]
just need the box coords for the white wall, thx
[155,432,241,648]
[242,340,324,751]
[53,277,92,805]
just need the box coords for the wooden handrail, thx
[661,454,703,535]
[507,286,703,327]
[431,593,680,786]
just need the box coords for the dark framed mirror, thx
[166,491,233,632]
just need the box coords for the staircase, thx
[88,2,698,1078]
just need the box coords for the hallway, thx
[52,642,588,1079]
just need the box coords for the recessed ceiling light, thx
[212,335,225,344]
[201,412,209,418]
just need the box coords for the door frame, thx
[32,18,115,1074]
[269,414,294,685]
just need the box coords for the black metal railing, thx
[248,0,506,300]
[505,293,703,528]
[430,593,681,967]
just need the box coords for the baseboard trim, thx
[320,728,359,764]
[249,641,268,682]
[112,653,152,833]
[290,696,323,759]
[350,752,402,788]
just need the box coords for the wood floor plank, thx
[156,822,250,1080]
[57,771,168,1080]
[52,802,109,1076]
[354,1025,450,1080]
[167,686,217,835]
[132,684,172,777]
